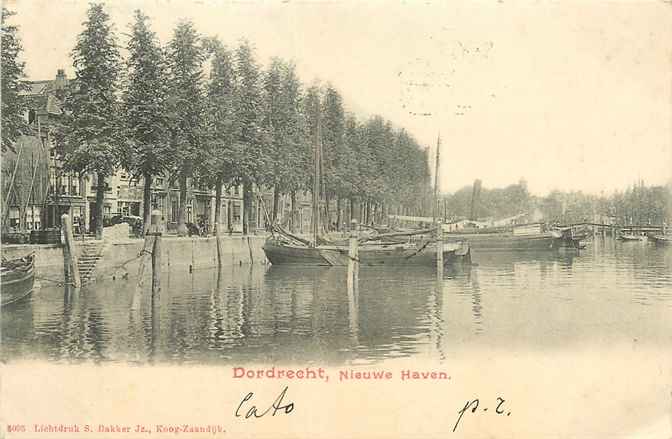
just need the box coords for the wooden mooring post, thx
[132,210,162,310]
[347,219,359,318]
[348,220,359,264]
[150,210,162,300]
[215,220,223,268]
[61,214,81,288]
[436,221,444,271]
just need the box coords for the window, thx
[151,194,159,209]
[48,167,58,195]
[9,208,20,231]
[68,174,79,195]
[232,203,241,222]
[171,199,179,223]
[27,207,42,230]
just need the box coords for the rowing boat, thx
[1,253,35,307]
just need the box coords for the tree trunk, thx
[95,171,105,240]
[227,199,232,234]
[325,192,331,231]
[242,180,252,235]
[290,191,297,233]
[336,196,342,231]
[214,176,223,267]
[272,184,280,224]
[142,172,152,236]
[350,198,355,223]
[214,176,223,231]
[177,172,188,237]
[364,200,370,225]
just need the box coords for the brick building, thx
[16,69,255,236]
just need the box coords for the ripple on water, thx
[1,244,671,364]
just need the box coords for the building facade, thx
[17,69,262,236]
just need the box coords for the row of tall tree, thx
[540,183,671,225]
[2,5,432,239]
[442,180,671,225]
[1,8,28,153]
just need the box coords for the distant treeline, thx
[442,180,672,225]
[1,5,432,238]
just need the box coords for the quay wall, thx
[2,235,268,283]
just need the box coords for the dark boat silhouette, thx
[1,253,35,307]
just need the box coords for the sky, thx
[6,0,672,196]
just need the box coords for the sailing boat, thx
[262,118,469,267]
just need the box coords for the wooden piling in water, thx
[347,219,359,304]
[348,220,359,263]
[151,210,162,299]
[132,210,162,309]
[436,221,444,271]
[133,222,155,310]
[215,221,223,268]
[61,214,81,288]
[247,236,254,264]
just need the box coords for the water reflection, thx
[1,242,671,364]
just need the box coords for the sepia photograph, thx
[1,0,671,438]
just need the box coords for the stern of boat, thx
[445,240,471,265]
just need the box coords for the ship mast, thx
[433,133,441,225]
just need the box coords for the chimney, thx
[54,69,67,90]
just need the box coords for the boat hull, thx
[263,241,331,266]
[618,234,646,242]
[1,255,35,307]
[444,233,561,252]
[649,235,672,246]
[357,242,468,266]
[263,239,469,267]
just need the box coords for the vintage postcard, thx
[1,0,671,438]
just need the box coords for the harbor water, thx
[2,238,670,364]
[2,238,671,437]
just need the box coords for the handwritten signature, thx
[236,386,295,420]
[235,387,509,431]
[452,397,511,432]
